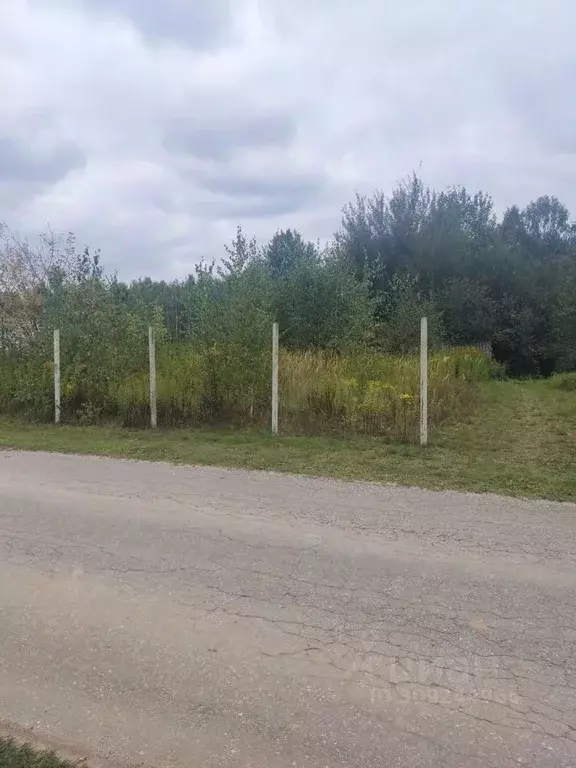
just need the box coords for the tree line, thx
[1,174,575,379]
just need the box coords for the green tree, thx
[265,229,318,278]
[271,252,375,351]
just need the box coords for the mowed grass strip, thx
[0,380,574,501]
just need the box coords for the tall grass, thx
[280,347,494,439]
[0,342,495,441]
[115,344,271,427]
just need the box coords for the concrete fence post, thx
[149,326,157,429]
[54,329,61,425]
[272,322,279,434]
[420,316,428,447]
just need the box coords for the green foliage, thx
[265,228,319,278]
[552,261,576,372]
[336,176,576,376]
[58,340,491,438]
[0,739,75,768]
[115,343,270,427]
[271,255,376,351]
[436,278,496,344]
[1,171,576,436]
[377,272,444,353]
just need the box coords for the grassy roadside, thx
[0,739,75,768]
[0,380,574,501]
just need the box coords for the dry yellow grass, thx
[279,347,493,439]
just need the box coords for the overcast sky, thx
[1,0,574,279]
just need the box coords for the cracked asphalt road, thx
[1,451,576,767]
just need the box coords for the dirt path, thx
[1,450,576,767]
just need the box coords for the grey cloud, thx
[164,113,297,160]
[197,171,327,219]
[220,194,319,220]
[6,0,576,279]
[34,0,232,48]
[0,137,86,184]
[200,172,324,200]
[500,57,576,155]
